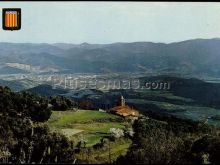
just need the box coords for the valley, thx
[1,39,220,164]
[1,72,220,127]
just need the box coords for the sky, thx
[0,2,220,44]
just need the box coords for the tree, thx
[50,96,74,111]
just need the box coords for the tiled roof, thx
[110,105,139,117]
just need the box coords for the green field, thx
[75,138,132,164]
[47,110,128,146]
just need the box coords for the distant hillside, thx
[0,66,29,74]
[26,84,69,97]
[0,79,39,91]
[25,75,220,109]
[139,76,220,108]
[1,38,220,76]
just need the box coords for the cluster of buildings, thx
[108,95,139,120]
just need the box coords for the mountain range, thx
[1,38,220,76]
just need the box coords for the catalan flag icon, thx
[2,8,21,30]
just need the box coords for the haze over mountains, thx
[1,38,220,76]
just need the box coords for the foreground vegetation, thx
[0,86,75,163]
[1,85,220,164]
[117,116,220,164]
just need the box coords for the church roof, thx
[110,105,139,117]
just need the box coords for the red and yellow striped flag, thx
[5,11,18,28]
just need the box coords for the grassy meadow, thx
[47,110,128,146]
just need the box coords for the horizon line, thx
[0,37,220,45]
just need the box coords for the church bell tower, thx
[120,95,125,106]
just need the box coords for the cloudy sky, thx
[0,2,220,44]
